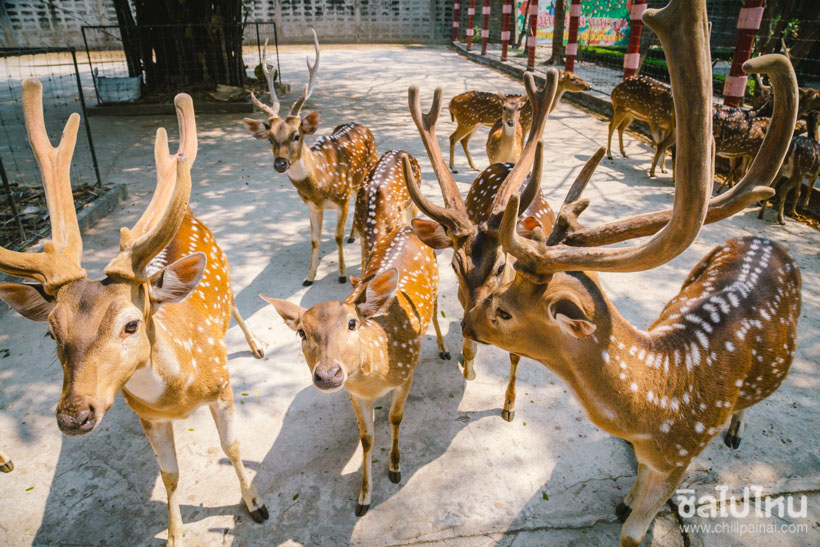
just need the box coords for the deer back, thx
[783,135,820,179]
[714,115,770,157]
[611,76,675,129]
[449,91,533,132]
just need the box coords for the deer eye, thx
[496,262,506,276]
[297,329,306,340]
[124,320,140,335]
[496,308,512,320]
[348,319,357,331]
[293,134,300,141]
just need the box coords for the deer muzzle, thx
[274,157,290,173]
[56,396,99,436]
[312,360,346,391]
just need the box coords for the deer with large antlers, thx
[404,71,557,421]
[243,32,378,285]
[0,80,269,545]
[462,1,800,544]
[448,70,591,172]
[607,75,676,178]
[758,135,820,224]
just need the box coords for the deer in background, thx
[404,72,556,422]
[243,32,378,285]
[0,81,269,545]
[759,135,820,224]
[0,449,12,472]
[607,75,675,178]
[448,70,591,171]
[462,0,799,542]
[485,92,525,165]
[713,108,770,189]
[263,220,446,516]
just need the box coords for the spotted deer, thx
[404,72,556,422]
[607,75,676,177]
[713,107,770,189]
[0,449,12,472]
[0,81,269,545]
[448,70,591,171]
[758,135,820,224]
[262,218,446,516]
[243,32,378,285]
[461,2,799,543]
[485,92,525,165]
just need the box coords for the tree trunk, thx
[113,0,140,77]
[546,0,565,65]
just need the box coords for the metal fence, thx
[0,47,101,251]
[80,22,282,105]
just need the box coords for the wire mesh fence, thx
[80,22,282,105]
[0,47,101,251]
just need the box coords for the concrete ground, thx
[0,45,818,546]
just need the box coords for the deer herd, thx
[0,1,809,546]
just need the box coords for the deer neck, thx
[286,141,317,184]
[343,320,394,399]
[496,121,518,158]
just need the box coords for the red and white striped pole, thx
[565,0,582,73]
[466,0,476,52]
[527,0,539,71]
[452,0,461,42]
[481,0,491,55]
[501,0,512,61]
[623,0,646,78]
[723,0,764,107]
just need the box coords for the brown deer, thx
[713,109,770,189]
[758,135,820,224]
[403,72,557,422]
[243,32,378,285]
[448,70,591,171]
[0,449,12,472]
[461,1,799,543]
[0,80,270,545]
[262,220,445,516]
[485,92,525,165]
[607,75,676,177]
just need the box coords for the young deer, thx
[485,92,525,165]
[758,135,820,224]
[462,2,799,543]
[243,32,378,285]
[0,81,269,545]
[448,70,591,171]
[607,75,676,177]
[0,449,12,472]
[404,72,556,422]
[262,220,445,516]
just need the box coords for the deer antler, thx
[502,0,718,275]
[250,38,281,119]
[104,94,196,281]
[289,29,320,117]
[405,86,472,236]
[0,78,86,292]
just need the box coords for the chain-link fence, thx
[0,47,101,251]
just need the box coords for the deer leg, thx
[802,173,817,208]
[788,176,801,217]
[0,448,13,473]
[649,144,663,178]
[618,115,633,158]
[231,303,264,359]
[304,203,324,286]
[335,202,350,283]
[620,466,686,547]
[460,337,478,381]
[209,389,268,522]
[388,380,413,484]
[657,131,675,174]
[607,109,624,159]
[501,353,520,422]
[777,179,792,225]
[360,235,369,271]
[350,393,375,516]
[461,130,479,171]
[432,299,450,360]
[724,408,746,449]
[450,124,477,172]
[140,419,184,546]
[617,462,648,522]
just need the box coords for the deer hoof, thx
[302,279,314,287]
[389,470,401,484]
[451,168,459,174]
[440,351,451,361]
[249,504,270,523]
[355,503,369,517]
[616,502,632,523]
[0,460,13,473]
[501,409,515,422]
[347,237,355,243]
[339,276,347,284]
[724,433,742,450]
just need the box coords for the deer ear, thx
[549,298,596,339]
[0,282,55,322]
[150,253,206,306]
[411,218,452,249]
[497,90,506,101]
[300,112,320,135]
[260,295,304,331]
[243,118,270,140]
[358,268,399,319]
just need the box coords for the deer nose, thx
[313,364,345,390]
[273,157,290,173]
[56,402,97,436]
